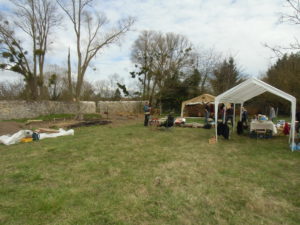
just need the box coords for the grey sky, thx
[0,0,299,84]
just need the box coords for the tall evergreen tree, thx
[160,69,201,113]
[264,53,300,110]
[210,57,242,95]
[183,68,202,98]
[113,88,122,101]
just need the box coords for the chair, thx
[158,114,175,131]
[255,129,267,139]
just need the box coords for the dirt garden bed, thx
[0,113,143,136]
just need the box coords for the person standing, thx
[204,104,210,124]
[220,103,225,122]
[241,106,248,126]
[143,101,151,126]
[269,106,276,122]
[225,104,234,127]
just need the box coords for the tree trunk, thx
[67,48,73,100]
[27,76,38,100]
[142,72,146,99]
[149,79,157,106]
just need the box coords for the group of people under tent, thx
[204,103,249,127]
[142,101,300,131]
[203,103,280,127]
[142,101,248,128]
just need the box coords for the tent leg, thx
[233,104,236,132]
[215,101,218,142]
[240,102,244,121]
[181,103,185,118]
[223,105,226,123]
[290,100,296,151]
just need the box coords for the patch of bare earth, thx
[0,114,143,136]
[0,122,24,135]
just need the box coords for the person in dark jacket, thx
[225,104,234,127]
[220,103,225,121]
[160,113,175,128]
[143,102,151,126]
[296,111,300,133]
[241,106,248,126]
[204,104,210,124]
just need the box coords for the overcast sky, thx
[0,0,299,84]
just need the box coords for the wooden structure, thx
[180,94,215,117]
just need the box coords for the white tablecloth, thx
[250,120,278,135]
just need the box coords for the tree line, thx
[0,0,133,103]
[129,30,243,112]
[0,0,299,115]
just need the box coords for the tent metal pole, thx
[240,102,244,121]
[233,104,236,132]
[223,105,226,123]
[181,102,185,117]
[215,101,218,141]
[290,99,296,151]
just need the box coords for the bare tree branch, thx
[56,0,134,104]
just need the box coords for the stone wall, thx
[0,101,96,120]
[97,101,146,115]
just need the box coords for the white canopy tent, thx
[214,77,297,151]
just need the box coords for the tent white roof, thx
[215,77,296,104]
[214,77,297,151]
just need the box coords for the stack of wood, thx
[185,105,204,117]
[208,136,216,144]
[35,128,59,133]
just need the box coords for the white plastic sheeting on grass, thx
[0,129,74,146]
[39,129,74,140]
[0,130,33,146]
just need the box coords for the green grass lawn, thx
[185,117,205,123]
[0,123,300,225]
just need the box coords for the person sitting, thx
[160,113,175,128]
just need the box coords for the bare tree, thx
[0,79,25,100]
[265,0,300,56]
[0,0,61,99]
[94,80,112,99]
[44,64,66,100]
[56,0,134,106]
[67,48,73,99]
[131,31,156,100]
[0,17,34,98]
[193,47,222,93]
[131,31,194,106]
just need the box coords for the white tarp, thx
[0,130,33,146]
[214,77,297,151]
[0,129,74,146]
[39,129,74,140]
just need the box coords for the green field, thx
[0,123,300,225]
